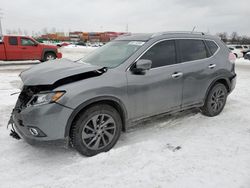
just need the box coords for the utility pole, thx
[126,24,128,33]
[0,9,3,36]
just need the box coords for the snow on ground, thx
[0,56,250,188]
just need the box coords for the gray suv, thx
[9,32,236,156]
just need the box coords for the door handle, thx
[208,64,216,69]
[21,47,27,50]
[172,72,183,79]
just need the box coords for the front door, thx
[126,40,183,120]
[19,37,41,60]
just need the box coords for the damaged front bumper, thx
[9,101,73,147]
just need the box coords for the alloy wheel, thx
[81,114,116,150]
[209,87,226,113]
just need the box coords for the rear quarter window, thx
[205,40,219,56]
[9,37,18,45]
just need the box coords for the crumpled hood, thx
[20,58,103,86]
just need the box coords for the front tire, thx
[71,104,122,156]
[201,83,228,117]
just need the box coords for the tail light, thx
[229,52,236,63]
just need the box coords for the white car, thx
[244,52,250,60]
[228,47,243,58]
[228,45,250,55]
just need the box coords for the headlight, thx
[28,91,65,106]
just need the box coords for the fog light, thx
[27,126,46,137]
[29,128,39,136]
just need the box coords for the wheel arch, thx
[41,48,57,60]
[204,77,230,103]
[65,96,128,139]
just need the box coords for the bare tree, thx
[42,28,48,35]
[23,30,28,36]
[231,32,239,44]
[50,27,56,34]
[241,36,250,44]
[217,32,228,43]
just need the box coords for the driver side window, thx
[140,40,177,68]
[21,38,36,46]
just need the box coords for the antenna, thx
[191,26,196,33]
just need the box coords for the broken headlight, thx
[28,91,65,106]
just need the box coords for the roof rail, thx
[151,31,206,38]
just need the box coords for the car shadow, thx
[9,108,201,161]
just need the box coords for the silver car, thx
[9,32,237,156]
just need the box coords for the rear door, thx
[176,39,218,108]
[5,36,22,60]
[127,40,183,119]
[19,37,41,60]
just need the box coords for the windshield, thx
[79,40,145,68]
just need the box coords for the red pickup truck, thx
[0,35,62,62]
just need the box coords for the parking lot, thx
[0,50,250,187]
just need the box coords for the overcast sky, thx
[1,0,249,36]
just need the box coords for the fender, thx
[64,96,128,138]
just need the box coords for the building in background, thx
[69,31,82,42]
[69,31,127,43]
[36,31,128,43]
[40,32,69,41]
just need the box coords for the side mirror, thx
[34,43,38,46]
[132,59,152,74]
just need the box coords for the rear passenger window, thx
[9,37,18,45]
[140,40,176,68]
[205,40,219,56]
[178,39,208,62]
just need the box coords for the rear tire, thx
[201,83,228,117]
[43,52,56,62]
[71,104,122,156]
